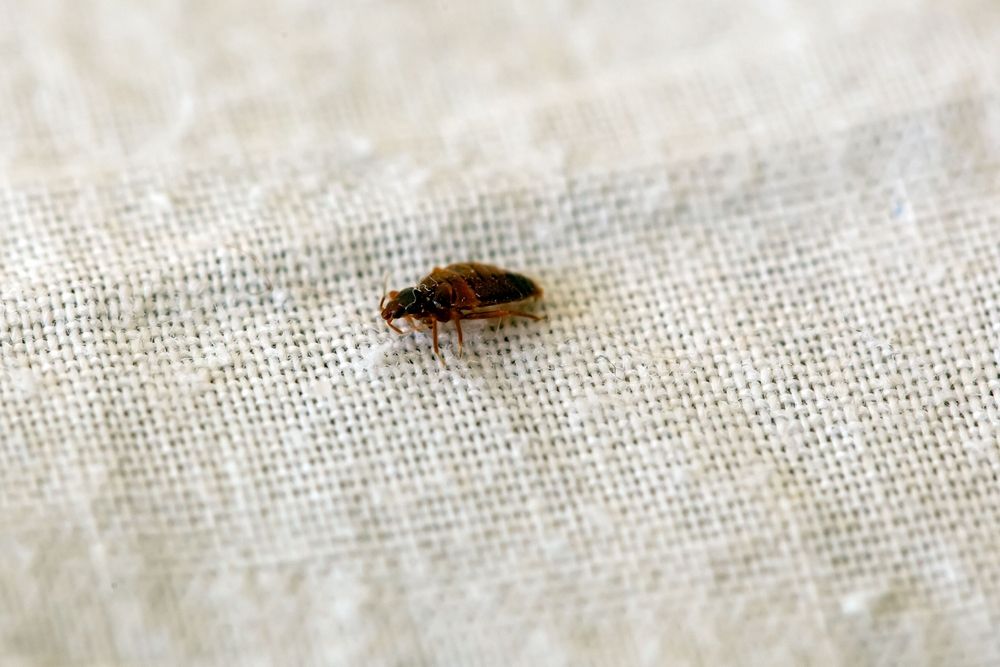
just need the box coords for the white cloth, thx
[2,1,999,664]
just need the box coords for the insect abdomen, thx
[446,262,540,306]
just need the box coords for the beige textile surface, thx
[2,0,1000,664]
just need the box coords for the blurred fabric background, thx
[1,1,999,664]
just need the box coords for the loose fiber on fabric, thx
[1,1,999,665]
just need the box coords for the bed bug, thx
[380,262,543,362]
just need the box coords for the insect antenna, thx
[379,272,391,310]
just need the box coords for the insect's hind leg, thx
[462,309,543,322]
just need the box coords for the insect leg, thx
[453,316,464,356]
[386,320,404,334]
[461,309,543,321]
[431,319,445,365]
[404,315,425,332]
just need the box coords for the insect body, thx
[380,262,543,362]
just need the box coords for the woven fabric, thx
[2,1,1000,664]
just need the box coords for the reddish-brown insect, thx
[380,262,543,362]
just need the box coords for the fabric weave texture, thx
[1,1,1000,664]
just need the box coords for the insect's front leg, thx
[431,319,446,365]
[404,315,428,333]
